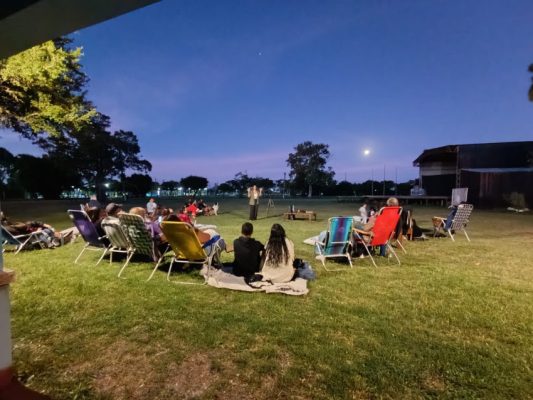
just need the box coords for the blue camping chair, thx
[315,216,354,271]
[67,209,108,264]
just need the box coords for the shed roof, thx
[0,0,160,60]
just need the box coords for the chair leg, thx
[360,242,377,267]
[346,253,353,268]
[463,229,471,242]
[15,236,33,254]
[447,230,455,241]
[118,250,135,278]
[167,259,206,285]
[96,247,110,266]
[147,253,165,281]
[387,243,401,265]
[396,239,407,254]
[74,243,89,264]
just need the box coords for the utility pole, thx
[371,169,374,195]
[382,164,386,195]
[395,167,398,195]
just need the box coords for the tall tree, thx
[180,175,208,197]
[39,113,151,200]
[12,154,80,199]
[161,180,179,191]
[124,173,153,197]
[0,38,95,138]
[287,141,335,197]
[0,148,15,199]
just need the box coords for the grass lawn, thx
[3,198,533,399]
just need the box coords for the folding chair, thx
[353,206,402,267]
[118,213,161,278]
[433,203,473,242]
[67,209,108,264]
[99,217,134,271]
[315,217,354,271]
[147,221,221,284]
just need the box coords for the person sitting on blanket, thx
[232,222,264,279]
[260,223,295,283]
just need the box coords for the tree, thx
[180,175,208,196]
[11,154,80,199]
[161,180,179,191]
[287,141,335,197]
[335,180,355,196]
[529,64,533,101]
[124,173,153,197]
[39,113,151,201]
[0,38,95,139]
[217,182,235,194]
[0,148,15,186]
[250,177,275,192]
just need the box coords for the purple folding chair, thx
[67,209,108,264]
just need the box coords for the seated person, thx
[86,206,109,245]
[163,213,227,255]
[105,202,123,220]
[186,200,201,216]
[260,223,295,283]
[87,194,101,209]
[232,222,264,278]
[177,206,192,224]
[433,205,459,232]
[2,214,63,248]
[129,207,166,247]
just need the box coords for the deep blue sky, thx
[2,0,533,185]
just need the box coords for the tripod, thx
[265,197,275,217]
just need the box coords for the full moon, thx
[363,149,370,156]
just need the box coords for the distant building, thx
[413,141,533,207]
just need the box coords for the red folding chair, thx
[353,206,402,267]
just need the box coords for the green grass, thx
[3,198,533,399]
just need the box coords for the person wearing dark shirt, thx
[233,222,264,278]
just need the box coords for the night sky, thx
[1,0,532,186]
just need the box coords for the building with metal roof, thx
[413,141,533,207]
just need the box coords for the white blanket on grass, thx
[202,267,309,296]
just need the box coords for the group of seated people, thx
[232,222,295,284]
[85,198,296,283]
[85,201,224,255]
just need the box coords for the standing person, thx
[232,222,264,279]
[146,198,157,216]
[358,201,368,223]
[260,223,295,283]
[247,185,263,220]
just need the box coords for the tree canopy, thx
[0,38,96,138]
[124,173,153,197]
[287,141,335,197]
[180,175,208,196]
